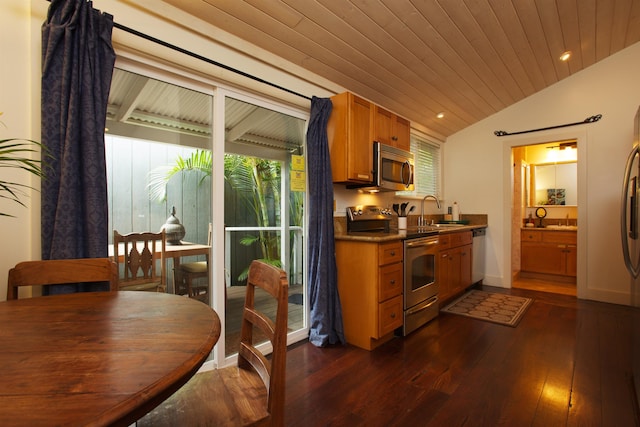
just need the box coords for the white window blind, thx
[398,134,441,198]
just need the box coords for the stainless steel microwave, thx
[374,141,414,192]
[350,141,414,192]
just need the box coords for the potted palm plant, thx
[0,113,45,217]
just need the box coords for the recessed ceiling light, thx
[559,51,571,61]
[436,112,444,119]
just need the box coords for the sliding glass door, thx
[105,67,309,363]
[222,96,306,357]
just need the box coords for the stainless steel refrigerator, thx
[621,106,640,408]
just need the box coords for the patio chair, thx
[138,260,289,426]
[113,230,167,292]
[174,223,211,302]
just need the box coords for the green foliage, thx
[149,149,301,283]
[147,150,212,201]
[225,154,283,280]
[0,136,46,217]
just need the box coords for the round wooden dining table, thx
[0,291,221,427]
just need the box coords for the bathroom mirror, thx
[527,162,577,206]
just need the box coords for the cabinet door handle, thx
[390,313,396,318]
[390,251,396,256]
[390,279,396,285]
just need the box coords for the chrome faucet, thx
[419,194,441,226]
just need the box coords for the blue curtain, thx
[307,96,346,346]
[40,0,115,294]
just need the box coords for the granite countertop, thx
[335,223,487,242]
[333,213,488,242]
[522,225,577,231]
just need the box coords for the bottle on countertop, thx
[526,213,534,227]
[452,202,460,221]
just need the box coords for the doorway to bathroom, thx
[511,140,578,296]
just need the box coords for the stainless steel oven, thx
[403,235,439,335]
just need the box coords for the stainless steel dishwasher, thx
[472,228,486,284]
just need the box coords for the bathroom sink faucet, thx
[419,194,441,226]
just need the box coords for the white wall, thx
[0,1,46,300]
[445,41,640,305]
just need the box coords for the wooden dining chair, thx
[113,230,167,292]
[174,223,211,302]
[138,260,289,427]
[7,258,118,300]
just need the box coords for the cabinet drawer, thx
[378,295,403,336]
[438,234,451,250]
[542,231,577,244]
[379,263,403,301]
[379,241,403,265]
[521,230,542,242]
[439,231,472,250]
[450,231,472,247]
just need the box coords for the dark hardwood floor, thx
[283,285,640,426]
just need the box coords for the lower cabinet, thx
[438,231,473,304]
[521,230,577,277]
[335,239,403,350]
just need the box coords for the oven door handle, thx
[405,239,439,248]
[406,296,438,315]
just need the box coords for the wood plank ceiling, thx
[162,0,640,139]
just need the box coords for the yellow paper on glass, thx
[291,170,306,192]
[291,155,305,171]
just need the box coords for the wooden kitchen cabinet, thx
[327,92,374,184]
[373,105,411,151]
[521,229,577,277]
[438,231,473,303]
[328,92,412,185]
[335,239,403,350]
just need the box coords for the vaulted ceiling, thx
[162,0,640,139]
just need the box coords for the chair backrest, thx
[238,260,289,426]
[7,258,118,300]
[113,230,167,292]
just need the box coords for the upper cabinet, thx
[327,92,374,184]
[373,106,410,152]
[327,92,411,184]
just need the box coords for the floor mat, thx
[441,290,533,327]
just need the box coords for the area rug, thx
[441,290,533,327]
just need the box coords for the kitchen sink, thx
[433,223,466,228]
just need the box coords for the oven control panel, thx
[346,205,392,233]
[346,205,393,222]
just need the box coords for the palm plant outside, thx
[148,149,302,281]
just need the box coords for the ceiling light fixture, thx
[559,51,571,61]
[436,112,444,119]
